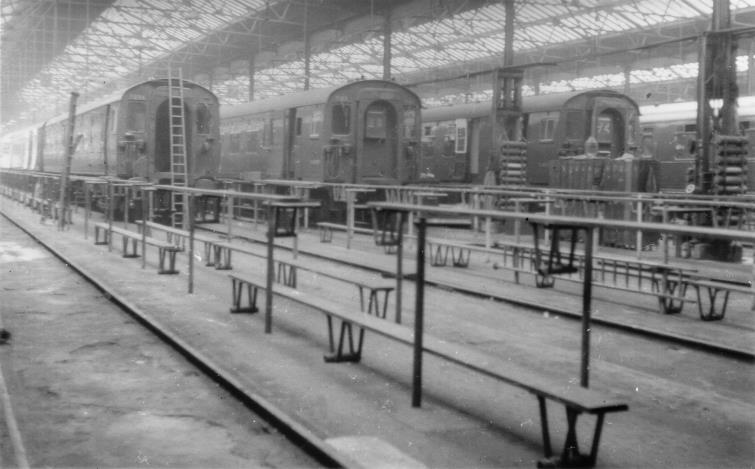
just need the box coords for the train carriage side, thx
[420,90,641,187]
[639,98,755,192]
[39,98,116,176]
[116,79,220,184]
[219,79,422,185]
[321,80,422,184]
[219,88,332,181]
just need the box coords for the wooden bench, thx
[316,221,372,242]
[226,271,628,468]
[220,241,395,318]
[682,274,754,321]
[136,220,231,269]
[316,221,398,253]
[94,222,180,274]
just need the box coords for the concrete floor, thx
[0,217,321,468]
[1,196,753,468]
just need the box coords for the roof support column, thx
[248,56,256,101]
[695,0,736,193]
[303,0,311,90]
[383,9,392,80]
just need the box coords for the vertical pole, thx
[84,182,90,240]
[58,91,79,231]
[226,195,234,242]
[395,212,404,324]
[411,216,427,407]
[383,8,392,80]
[108,182,114,253]
[635,196,643,259]
[580,227,594,388]
[124,186,130,228]
[188,193,195,294]
[265,204,276,334]
[141,190,148,269]
[303,0,311,90]
[346,190,354,249]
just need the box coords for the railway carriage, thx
[0,78,222,220]
[219,79,422,185]
[1,78,221,183]
[639,97,755,192]
[420,89,647,189]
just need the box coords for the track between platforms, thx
[0,212,354,468]
[196,223,755,362]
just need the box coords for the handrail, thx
[367,201,755,244]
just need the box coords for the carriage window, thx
[296,117,303,136]
[564,110,582,139]
[365,109,386,139]
[229,133,241,153]
[310,110,323,138]
[455,119,467,153]
[540,118,556,141]
[126,101,146,132]
[196,103,210,134]
[596,115,613,143]
[332,104,351,135]
[404,108,417,139]
[684,124,697,132]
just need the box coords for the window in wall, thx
[126,101,146,132]
[564,110,583,139]
[455,119,467,153]
[310,110,323,138]
[296,117,303,136]
[365,108,386,139]
[404,108,417,139]
[332,104,351,135]
[196,103,210,133]
[229,133,241,153]
[540,118,556,141]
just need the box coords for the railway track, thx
[195,223,755,362]
[0,212,351,468]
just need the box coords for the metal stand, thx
[531,222,594,388]
[371,208,407,323]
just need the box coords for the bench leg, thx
[383,245,397,255]
[452,247,471,268]
[157,248,179,275]
[204,242,215,267]
[94,228,109,245]
[536,272,556,288]
[429,244,448,267]
[323,317,364,363]
[653,278,687,314]
[319,226,333,243]
[229,278,259,314]
[538,407,605,468]
[367,288,393,319]
[122,237,139,258]
[694,285,729,321]
[276,263,297,288]
[214,245,232,270]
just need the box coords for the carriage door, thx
[359,100,398,183]
[155,99,192,182]
[594,108,624,158]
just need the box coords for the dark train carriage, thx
[639,98,755,192]
[219,79,422,184]
[117,79,220,184]
[0,125,38,170]
[39,97,115,175]
[421,89,642,187]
